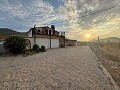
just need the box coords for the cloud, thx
[59,0,120,40]
[0,0,60,31]
[0,0,120,40]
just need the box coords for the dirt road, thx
[0,46,115,90]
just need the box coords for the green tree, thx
[4,36,26,54]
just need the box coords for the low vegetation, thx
[40,45,46,52]
[4,36,26,55]
[32,44,46,53]
[3,35,46,56]
[32,44,40,53]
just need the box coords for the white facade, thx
[26,27,63,49]
[26,37,59,49]
[0,41,5,53]
[28,30,32,37]
[51,39,59,48]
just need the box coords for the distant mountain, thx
[100,37,120,42]
[0,28,27,37]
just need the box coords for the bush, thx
[32,44,40,53]
[40,45,46,52]
[4,36,26,54]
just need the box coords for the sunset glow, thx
[0,0,120,41]
[85,34,91,38]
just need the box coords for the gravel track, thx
[0,46,115,90]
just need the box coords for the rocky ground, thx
[0,46,115,90]
[101,47,120,88]
[101,58,120,88]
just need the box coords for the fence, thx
[86,29,120,87]
[87,29,120,61]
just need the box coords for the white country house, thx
[25,25,65,49]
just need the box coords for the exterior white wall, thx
[51,39,59,48]
[0,41,5,53]
[26,38,34,49]
[66,40,77,46]
[26,38,59,49]
[36,38,50,49]
[72,41,77,46]
[28,30,32,37]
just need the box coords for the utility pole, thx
[50,29,51,49]
[64,32,65,47]
[33,25,36,45]
[66,35,67,46]
[97,36,101,61]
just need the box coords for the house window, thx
[42,31,44,34]
[38,30,40,32]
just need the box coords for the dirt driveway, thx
[0,46,115,90]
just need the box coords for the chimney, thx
[51,25,55,35]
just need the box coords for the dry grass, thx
[101,46,120,87]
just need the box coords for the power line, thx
[78,4,120,18]
[1,4,120,30]
[99,29,120,38]
[91,29,120,40]
[47,4,120,25]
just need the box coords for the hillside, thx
[0,28,27,37]
[100,37,120,42]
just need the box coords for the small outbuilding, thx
[66,39,77,46]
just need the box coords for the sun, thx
[85,34,91,38]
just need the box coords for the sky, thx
[0,0,120,41]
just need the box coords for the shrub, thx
[32,44,40,53]
[40,45,46,52]
[4,36,26,54]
